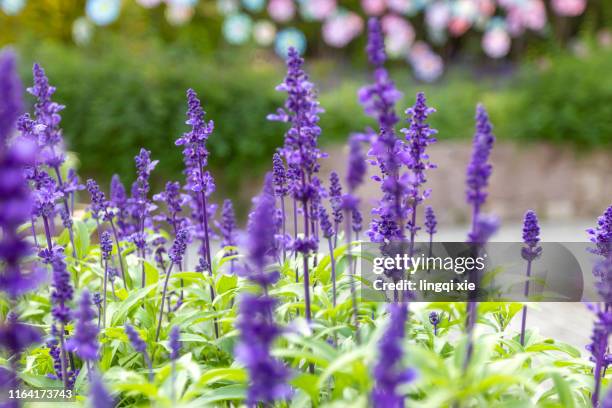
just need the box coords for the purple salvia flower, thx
[89,373,114,408]
[110,174,130,237]
[169,228,188,266]
[272,152,288,197]
[371,303,417,407]
[156,228,189,341]
[347,136,367,193]
[50,247,73,325]
[429,311,440,336]
[100,231,112,261]
[0,48,23,140]
[86,179,108,221]
[125,324,146,353]
[401,92,437,244]
[125,324,153,382]
[169,326,180,361]
[588,300,612,407]
[466,104,495,224]
[319,205,334,239]
[236,174,291,404]
[27,63,65,168]
[467,214,500,244]
[424,206,437,236]
[153,181,189,234]
[0,314,41,356]
[245,174,279,279]
[519,210,542,346]
[0,138,43,297]
[219,198,238,257]
[588,205,612,260]
[66,290,99,361]
[176,89,218,336]
[352,207,363,234]
[329,171,343,232]
[358,18,402,133]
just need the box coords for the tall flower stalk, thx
[272,153,289,261]
[130,149,158,288]
[519,210,542,346]
[371,303,417,407]
[156,228,188,341]
[588,205,612,406]
[236,174,291,406]
[169,325,181,402]
[268,47,325,324]
[176,89,219,338]
[26,64,78,260]
[218,199,238,274]
[125,324,153,382]
[0,48,43,402]
[100,231,112,328]
[424,206,437,260]
[66,290,99,378]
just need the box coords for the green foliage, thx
[2,216,604,407]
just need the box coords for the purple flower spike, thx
[27,63,66,168]
[169,326,180,361]
[272,153,288,198]
[89,373,114,408]
[125,324,146,353]
[329,171,343,229]
[169,228,189,266]
[220,199,238,256]
[50,247,73,325]
[347,136,367,193]
[237,173,291,405]
[66,290,99,361]
[358,18,401,132]
[100,231,113,261]
[466,104,495,219]
[0,48,23,140]
[521,210,542,261]
[319,205,334,239]
[468,214,500,244]
[424,206,437,236]
[372,303,417,407]
[588,205,612,259]
[0,317,41,355]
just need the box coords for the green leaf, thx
[110,283,158,325]
[198,367,246,386]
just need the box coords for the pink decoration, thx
[361,0,386,16]
[552,0,586,17]
[268,0,295,22]
[322,12,363,47]
[482,27,511,58]
[382,14,415,57]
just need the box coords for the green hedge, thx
[15,40,612,198]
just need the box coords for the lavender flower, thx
[429,311,440,336]
[86,179,109,221]
[153,181,189,234]
[50,247,73,325]
[588,301,612,406]
[371,303,417,407]
[169,326,180,361]
[110,174,130,237]
[272,153,288,198]
[219,199,238,257]
[401,92,437,247]
[89,373,114,408]
[100,231,112,261]
[66,290,99,361]
[235,173,291,404]
[125,325,153,382]
[130,148,157,253]
[359,18,402,133]
[347,136,367,193]
[319,205,334,239]
[27,63,65,168]
[519,210,542,346]
[588,205,612,260]
[466,104,495,223]
[424,206,437,237]
[176,89,218,336]
[468,214,500,245]
[0,315,41,355]
[0,48,23,139]
[329,171,343,236]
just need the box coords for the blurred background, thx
[1,0,611,235]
